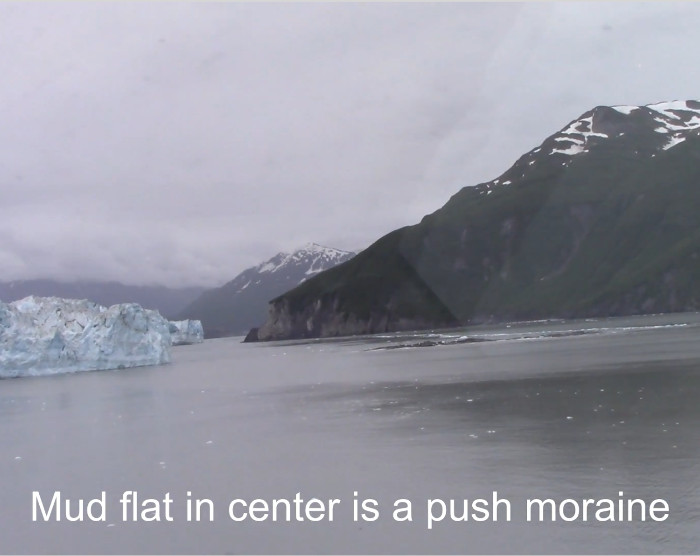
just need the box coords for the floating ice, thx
[168,319,204,346]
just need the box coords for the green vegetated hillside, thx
[249,102,700,341]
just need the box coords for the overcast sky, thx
[1,2,699,287]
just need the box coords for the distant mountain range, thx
[0,280,205,319]
[178,243,356,338]
[248,100,700,341]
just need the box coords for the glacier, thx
[0,296,173,378]
[168,319,204,345]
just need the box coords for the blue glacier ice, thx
[0,296,173,378]
[168,319,204,345]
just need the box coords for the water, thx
[2,313,700,553]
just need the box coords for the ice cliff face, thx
[0,296,172,378]
[168,319,204,345]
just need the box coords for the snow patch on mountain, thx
[642,101,700,151]
[480,100,700,194]
[237,280,252,293]
[648,102,700,130]
[554,101,700,156]
[552,143,585,156]
[529,100,700,169]
[550,113,608,156]
[663,136,687,150]
[612,105,639,115]
[560,115,609,139]
[647,100,700,120]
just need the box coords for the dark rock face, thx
[253,101,700,341]
[243,327,259,343]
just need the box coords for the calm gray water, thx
[2,313,700,554]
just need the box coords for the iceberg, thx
[0,296,172,378]
[168,319,204,345]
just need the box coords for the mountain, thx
[0,280,205,318]
[178,243,356,338]
[248,100,700,341]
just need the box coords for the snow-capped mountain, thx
[178,243,356,337]
[476,100,700,196]
[250,100,700,341]
[547,100,700,156]
[236,243,355,291]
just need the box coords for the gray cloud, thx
[1,2,699,286]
